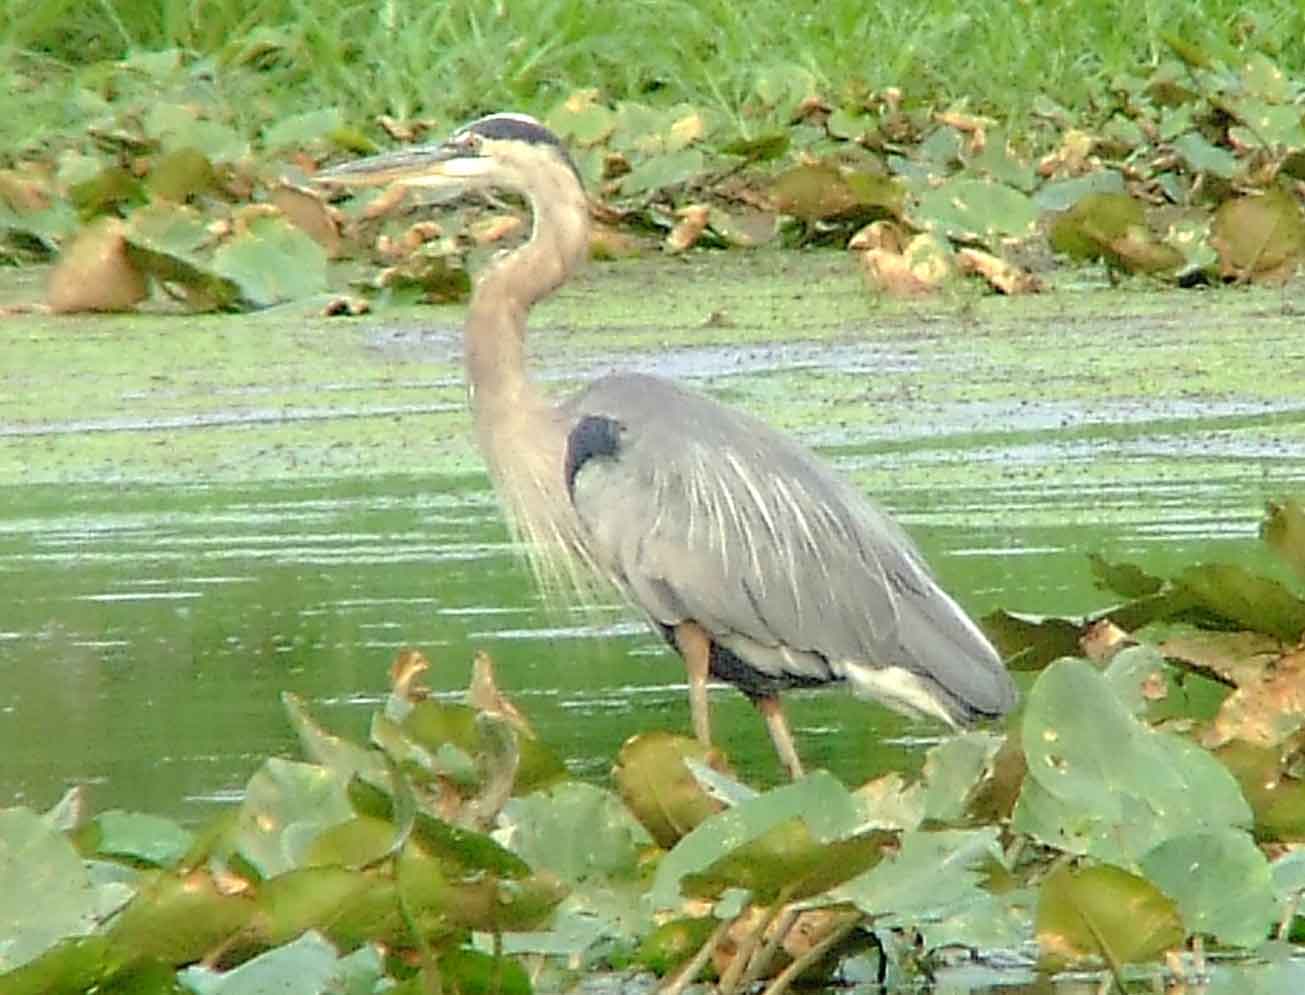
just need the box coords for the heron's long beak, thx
[313,142,488,189]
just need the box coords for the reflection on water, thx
[1,426,1295,823]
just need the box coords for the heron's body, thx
[317,113,1017,777]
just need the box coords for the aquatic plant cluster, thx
[2,501,1305,993]
[2,37,1303,312]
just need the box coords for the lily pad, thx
[0,808,98,972]
[618,148,705,197]
[500,782,651,886]
[1176,562,1305,643]
[1216,741,1305,841]
[1037,863,1183,969]
[1210,188,1305,282]
[680,815,891,904]
[612,732,724,849]
[1140,830,1277,947]
[178,929,340,995]
[211,213,328,308]
[1013,658,1252,866]
[834,828,1003,929]
[911,178,1039,245]
[108,869,254,965]
[88,810,194,868]
[1172,132,1239,179]
[230,758,355,878]
[648,771,866,909]
[1263,498,1305,581]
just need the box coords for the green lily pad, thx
[770,163,902,222]
[1176,562,1305,642]
[252,866,380,947]
[178,929,339,995]
[1140,830,1277,948]
[1089,553,1165,599]
[89,810,194,868]
[1037,863,1183,969]
[1262,498,1305,581]
[833,828,1002,928]
[612,732,724,849]
[283,692,390,786]
[911,178,1039,245]
[718,131,790,161]
[0,808,98,972]
[144,103,248,163]
[1229,101,1305,150]
[1210,188,1305,282]
[108,869,254,965]
[0,936,118,995]
[302,816,397,869]
[681,815,891,904]
[1172,132,1238,179]
[500,782,651,886]
[147,147,218,202]
[1013,658,1252,866]
[211,214,328,308]
[230,758,355,878]
[980,610,1082,670]
[123,202,239,310]
[917,732,1004,823]
[1049,192,1182,273]
[263,108,345,150]
[648,771,866,909]
[1215,741,1305,842]
[438,947,533,995]
[618,148,705,197]
[547,93,617,146]
[636,917,719,976]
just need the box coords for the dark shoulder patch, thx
[565,415,623,499]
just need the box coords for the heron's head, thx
[314,113,583,199]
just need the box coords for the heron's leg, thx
[755,694,805,780]
[672,622,713,748]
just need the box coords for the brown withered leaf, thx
[935,110,993,153]
[468,650,534,736]
[0,167,51,212]
[270,183,342,256]
[469,214,524,245]
[859,232,953,297]
[47,218,149,313]
[1079,618,1132,662]
[666,203,710,253]
[1208,647,1305,749]
[847,219,907,253]
[1038,128,1097,177]
[1161,630,1282,687]
[955,247,1042,294]
[669,112,706,149]
[389,648,431,702]
[361,183,411,220]
[589,223,644,259]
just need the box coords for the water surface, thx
[1,256,1301,820]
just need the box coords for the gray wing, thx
[561,372,1016,723]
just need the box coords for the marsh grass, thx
[3,0,1305,157]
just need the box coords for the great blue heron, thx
[316,113,1017,779]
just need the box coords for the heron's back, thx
[562,373,1017,724]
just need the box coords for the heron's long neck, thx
[463,167,591,582]
[463,178,589,421]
